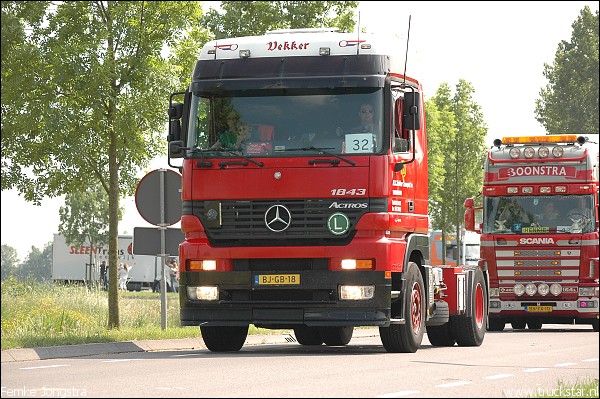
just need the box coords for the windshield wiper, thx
[195,147,264,167]
[283,146,356,166]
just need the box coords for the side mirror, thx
[403,92,421,131]
[464,206,483,234]
[168,102,184,142]
[169,140,185,159]
[464,198,474,209]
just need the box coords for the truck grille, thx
[184,198,386,247]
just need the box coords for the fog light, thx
[525,283,537,296]
[550,283,562,296]
[514,284,525,296]
[537,283,549,296]
[339,285,374,300]
[187,286,218,301]
[341,259,357,269]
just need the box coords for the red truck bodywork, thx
[167,29,488,352]
[465,134,599,331]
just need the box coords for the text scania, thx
[520,237,555,245]
[267,41,310,51]
[329,202,367,209]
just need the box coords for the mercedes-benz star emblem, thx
[264,205,292,232]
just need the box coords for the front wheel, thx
[488,318,506,331]
[200,325,248,352]
[380,262,425,353]
[319,326,354,346]
[527,320,542,330]
[293,326,323,345]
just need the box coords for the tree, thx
[1,1,209,328]
[202,1,359,39]
[535,6,599,134]
[16,243,52,282]
[426,81,487,262]
[58,184,120,284]
[1,244,20,281]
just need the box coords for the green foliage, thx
[426,80,487,260]
[58,184,119,273]
[535,6,599,134]
[0,278,287,350]
[1,244,20,281]
[15,243,52,282]
[202,1,359,39]
[1,1,206,329]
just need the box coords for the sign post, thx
[134,169,182,330]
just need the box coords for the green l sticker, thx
[327,213,350,235]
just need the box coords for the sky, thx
[2,1,598,261]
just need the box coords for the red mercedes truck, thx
[167,28,488,352]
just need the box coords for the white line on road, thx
[435,381,472,388]
[555,362,577,367]
[484,374,514,380]
[20,364,69,370]
[523,368,548,373]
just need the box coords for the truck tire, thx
[592,319,599,332]
[293,326,323,345]
[379,262,425,353]
[319,326,353,346]
[427,323,456,346]
[527,320,542,330]
[200,325,248,352]
[451,267,486,346]
[511,320,526,330]
[488,318,505,331]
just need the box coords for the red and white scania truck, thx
[167,28,488,352]
[464,134,599,331]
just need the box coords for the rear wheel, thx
[592,319,599,332]
[319,326,353,346]
[293,326,323,345]
[511,320,526,330]
[427,323,456,346]
[200,325,248,352]
[451,267,486,346]
[488,318,506,331]
[379,262,425,353]
[527,320,542,330]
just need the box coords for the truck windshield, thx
[483,195,595,234]
[186,88,384,157]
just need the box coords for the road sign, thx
[135,169,182,226]
[132,227,184,256]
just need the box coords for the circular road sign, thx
[135,169,182,226]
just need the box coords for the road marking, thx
[555,362,577,367]
[523,368,548,373]
[484,374,514,380]
[436,381,472,388]
[101,358,144,363]
[582,358,599,362]
[20,364,69,370]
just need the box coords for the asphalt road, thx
[1,324,598,398]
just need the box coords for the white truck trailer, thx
[51,233,160,291]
